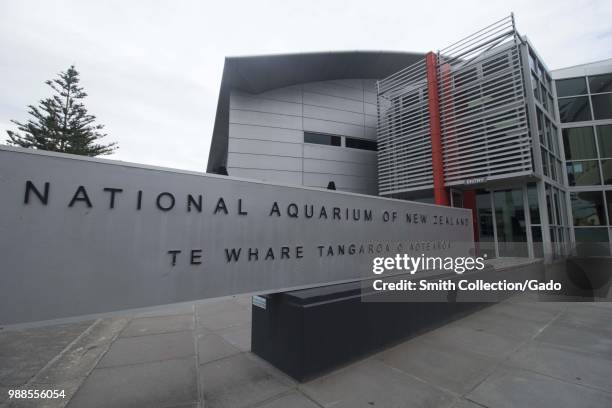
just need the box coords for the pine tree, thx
[6,65,117,156]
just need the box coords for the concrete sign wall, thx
[0,146,473,325]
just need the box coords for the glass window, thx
[608,191,612,223]
[541,150,549,176]
[562,127,597,160]
[591,94,612,120]
[545,119,554,151]
[602,160,612,185]
[571,191,606,226]
[304,132,341,146]
[588,73,612,94]
[345,137,377,151]
[558,96,592,122]
[494,189,528,257]
[476,191,495,258]
[537,111,544,141]
[597,125,612,158]
[574,227,610,256]
[566,161,601,186]
[555,77,588,97]
[549,153,557,181]
[527,183,540,224]
[531,74,540,101]
[531,226,543,258]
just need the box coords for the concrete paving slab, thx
[301,358,455,408]
[555,305,612,334]
[199,353,290,408]
[197,333,240,365]
[449,307,548,341]
[197,309,251,331]
[0,321,94,389]
[66,357,197,408]
[375,337,499,395]
[535,322,612,358]
[132,303,195,318]
[120,314,194,338]
[98,330,195,368]
[253,391,320,408]
[507,342,612,392]
[216,322,251,352]
[449,398,485,408]
[485,301,561,324]
[416,324,524,360]
[467,366,612,408]
[196,298,248,319]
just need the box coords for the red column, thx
[425,52,449,206]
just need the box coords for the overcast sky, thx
[1,0,610,171]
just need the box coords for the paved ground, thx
[1,293,611,408]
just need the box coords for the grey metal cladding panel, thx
[330,79,365,90]
[302,172,378,191]
[228,152,303,172]
[365,102,377,116]
[229,124,303,144]
[230,92,302,116]
[229,109,302,130]
[363,79,377,93]
[364,126,377,140]
[303,158,377,178]
[303,81,364,101]
[228,167,303,184]
[364,114,377,129]
[228,138,303,157]
[303,118,364,138]
[304,144,377,164]
[257,85,303,103]
[303,92,364,113]
[364,91,377,104]
[303,104,365,126]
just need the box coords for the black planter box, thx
[251,278,486,381]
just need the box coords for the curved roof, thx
[207,51,425,173]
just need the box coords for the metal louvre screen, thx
[437,16,532,185]
[377,59,433,196]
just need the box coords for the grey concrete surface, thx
[1,293,611,408]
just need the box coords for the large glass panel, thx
[476,191,495,258]
[597,124,612,158]
[545,119,554,152]
[549,153,557,181]
[531,226,543,258]
[541,150,549,176]
[591,94,612,120]
[574,227,611,256]
[558,96,591,122]
[562,127,597,160]
[550,125,560,155]
[541,84,548,110]
[588,73,612,94]
[531,73,540,101]
[527,183,540,224]
[345,137,377,151]
[571,191,606,226]
[566,161,601,186]
[602,160,612,184]
[555,77,588,97]
[608,191,612,224]
[553,189,562,227]
[304,132,341,146]
[494,189,528,257]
